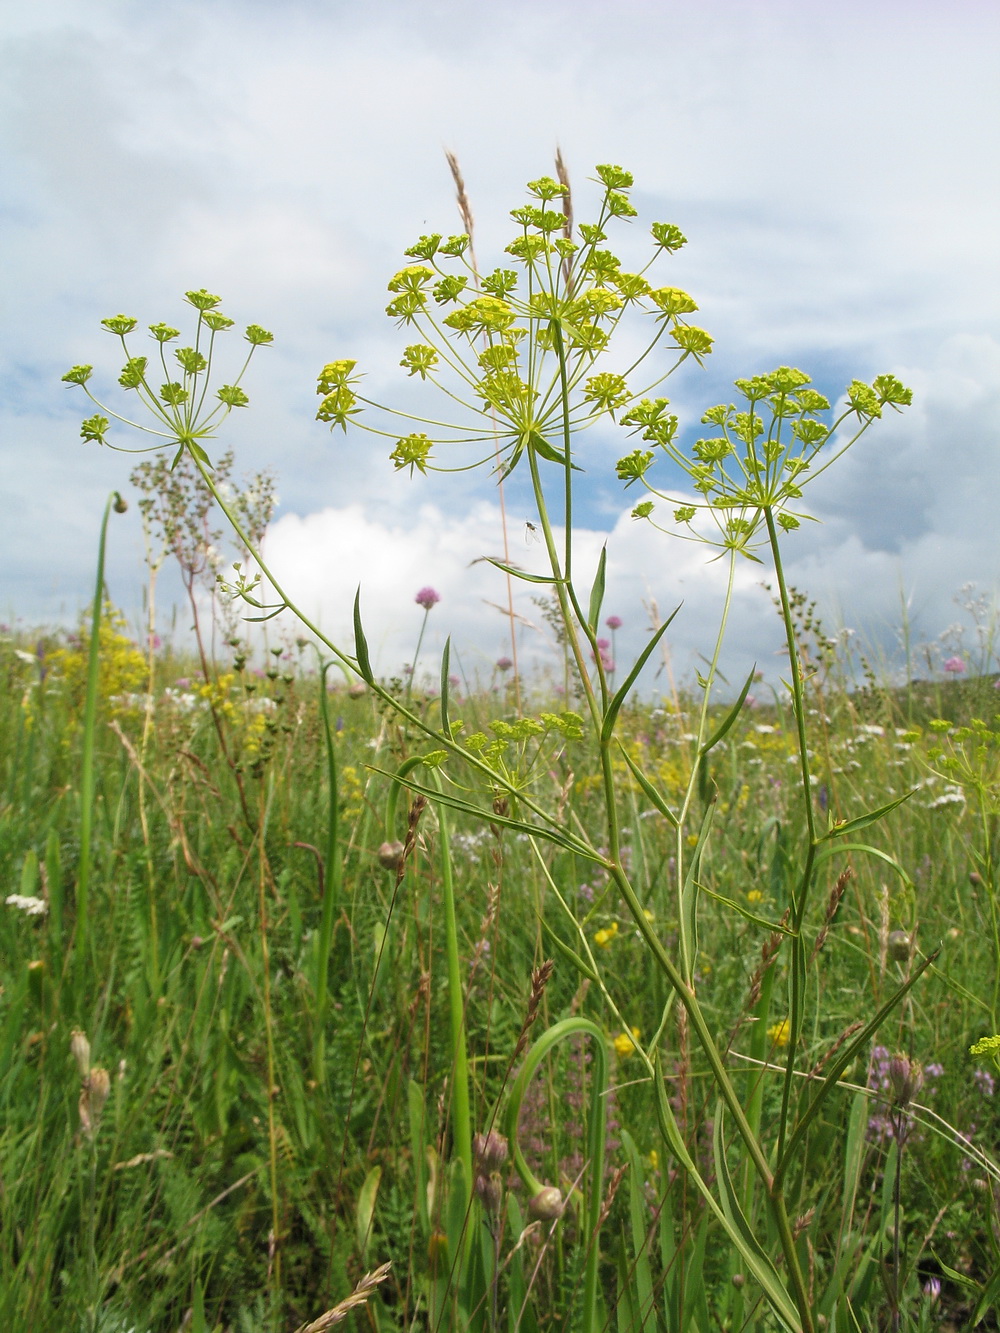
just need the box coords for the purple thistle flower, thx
[414,586,441,611]
[605,615,622,631]
[943,655,966,675]
[495,657,513,672]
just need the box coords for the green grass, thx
[3,618,1000,1333]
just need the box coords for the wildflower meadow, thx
[5,162,1000,1332]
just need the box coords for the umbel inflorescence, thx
[314,164,911,559]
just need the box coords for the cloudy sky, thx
[3,0,999,689]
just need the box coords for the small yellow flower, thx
[686,833,699,848]
[643,908,654,922]
[767,1019,790,1048]
[746,890,764,904]
[613,1027,641,1059]
[594,923,619,949]
[647,1148,659,1173]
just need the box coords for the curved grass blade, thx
[812,840,914,889]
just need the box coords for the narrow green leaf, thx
[700,666,756,757]
[353,588,374,682]
[439,638,451,738]
[484,558,560,585]
[538,915,599,983]
[587,545,607,631]
[777,946,940,1176]
[601,603,682,742]
[617,745,680,828]
[812,840,914,889]
[356,1164,382,1258]
[713,1108,801,1330]
[368,766,599,859]
[698,883,795,934]
[819,791,915,842]
[408,1081,429,1235]
[971,1261,1000,1324]
[619,1130,655,1326]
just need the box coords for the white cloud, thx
[3,0,999,689]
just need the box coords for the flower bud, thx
[528,1186,564,1221]
[887,930,911,963]
[70,1029,91,1077]
[887,1054,923,1107]
[79,1067,111,1139]
[473,1130,509,1175]
[348,682,367,699]
[377,841,406,871]
[475,1172,503,1215]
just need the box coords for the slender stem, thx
[431,774,472,1186]
[76,492,123,977]
[765,507,819,1164]
[312,660,342,1082]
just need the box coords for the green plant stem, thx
[431,775,473,1189]
[75,491,122,977]
[765,507,819,1165]
[312,660,342,1083]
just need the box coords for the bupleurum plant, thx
[65,164,932,1333]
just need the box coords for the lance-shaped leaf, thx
[601,603,682,742]
[819,790,915,842]
[368,766,600,860]
[484,558,561,585]
[617,744,680,828]
[775,945,940,1183]
[586,546,607,631]
[353,589,374,682]
[439,638,452,738]
[699,666,756,757]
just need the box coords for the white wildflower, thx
[6,894,48,917]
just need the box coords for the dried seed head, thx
[70,1029,91,1078]
[473,1130,509,1175]
[887,930,911,963]
[528,1186,564,1221]
[377,841,406,871]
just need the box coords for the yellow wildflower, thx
[594,923,619,949]
[747,890,764,904]
[613,1027,641,1059]
[767,1019,790,1048]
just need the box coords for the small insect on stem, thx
[524,521,540,545]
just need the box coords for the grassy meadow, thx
[12,162,1000,1332]
[3,595,1000,1332]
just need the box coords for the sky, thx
[3,0,999,691]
